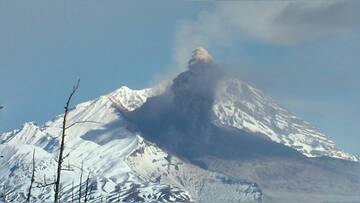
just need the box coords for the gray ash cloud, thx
[124,48,302,160]
[125,48,222,155]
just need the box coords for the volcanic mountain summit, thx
[0,48,359,202]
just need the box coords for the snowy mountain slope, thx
[122,47,360,202]
[0,47,358,203]
[126,138,262,203]
[181,47,356,161]
[212,78,357,161]
[0,85,261,202]
[125,47,356,161]
[196,154,360,203]
[0,87,190,202]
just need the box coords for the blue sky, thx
[0,1,359,154]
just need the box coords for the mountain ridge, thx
[0,48,359,202]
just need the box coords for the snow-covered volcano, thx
[0,48,359,203]
[128,47,357,161]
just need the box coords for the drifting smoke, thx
[173,0,360,68]
[126,48,223,155]
[171,48,219,123]
[125,48,301,160]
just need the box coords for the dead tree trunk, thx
[2,192,7,203]
[117,192,121,203]
[84,171,91,203]
[1,185,14,203]
[59,183,63,202]
[79,160,83,203]
[54,80,80,203]
[26,149,36,202]
[1,189,7,203]
[71,181,74,203]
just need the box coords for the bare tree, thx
[71,181,74,203]
[1,187,8,203]
[117,191,121,203]
[28,80,100,202]
[35,174,56,189]
[79,160,83,203]
[54,79,80,203]
[59,183,64,202]
[84,171,91,203]
[26,149,36,202]
[1,188,8,203]
[1,184,15,203]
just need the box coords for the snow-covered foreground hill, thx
[0,48,359,203]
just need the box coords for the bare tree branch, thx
[35,174,55,188]
[61,168,75,172]
[84,171,91,203]
[62,153,70,161]
[54,79,80,203]
[35,182,56,188]
[71,181,74,203]
[26,149,36,202]
[78,160,84,203]
[1,184,16,203]
[117,191,121,203]
[65,121,102,130]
